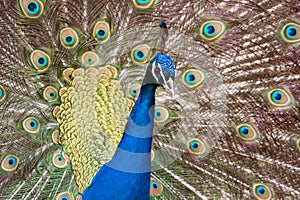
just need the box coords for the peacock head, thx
[144,53,175,96]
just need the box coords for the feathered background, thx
[0,0,299,199]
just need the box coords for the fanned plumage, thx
[0,0,300,199]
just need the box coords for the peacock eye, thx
[31,120,37,128]
[236,123,258,141]
[93,21,110,43]
[52,153,68,168]
[187,138,206,155]
[1,155,19,172]
[36,56,47,66]
[60,28,79,49]
[186,72,196,83]
[26,2,39,15]
[20,0,44,18]
[130,88,137,96]
[135,51,145,60]
[199,20,226,41]
[132,0,155,9]
[37,56,47,66]
[151,181,159,189]
[56,192,74,200]
[150,179,163,196]
[63,68,74,84]
[97,30,106,38]
[253,183,272,200]
[131,44,151,64]
[266,88,293,108]
[190,141,199,150]
[127,84,141,99]
[240,126,249,135]
[285,25,297,38]
[58,156,63,161]
[23,117,40,133]
[81,51,99,67]
[182,69,205,89]
[272,91,283,102]
[30,50,51,72]
[43,86,58,102]
[0,84,6,103]
[280,22,300,44]
[154,106,169,123]
[204,24,216,37]
[64,36,74,45]
[137,0,150,4]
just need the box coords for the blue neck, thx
[129,84,158,126]
[110,83,157,165]
[118,83,158,152]
[82,83,158,200]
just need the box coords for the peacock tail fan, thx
[0,0,299,200]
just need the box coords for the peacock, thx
[0,0,300,199]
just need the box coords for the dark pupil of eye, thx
[68,74,72,79]
[97,30,105,36]
[38,58,45,64]
[62,198,67,200]
[137,51,144,58]
[188,74,195,81]
[30,121,36,127]
[50,92,55,97]
[274,93,282,100]
[288,27,297,36]
[156,112,161,117]
[192,143,198,148]
[258,188,265,194]
[58,157,63,161]
[28,2,37,12]
[241,128,248,135]
[8,159,14,165]
[132,89,136,94]
[207,25,215,34]
[66,36,72,42]
[152,183,158,189]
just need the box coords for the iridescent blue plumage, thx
[82,44,175,199]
